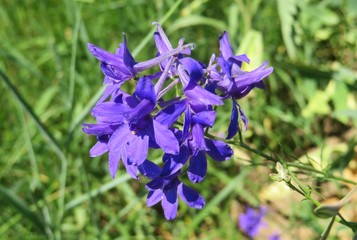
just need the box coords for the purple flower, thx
[269,233,281,240]
[215,32,273,99]
[239,206,267,238]
[139,160,205,220]
[87,36,137,84]
[83,75,179,178]
[207,32,273,139]
[84,23,274,220]
[158,130,233,184]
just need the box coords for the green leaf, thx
[277,0,297,59]
[238,30,263,71]
[169,15,226,33]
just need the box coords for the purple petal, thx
[219,31,234,61]
[191,111,216,127]
[82,123,118,136]
[87,43,122,66]
[100,62,134,81]
[146,178,164,191]
[154,24,173,53]
[108,150,121,178]
[120,35,136,71]
[182,107,192,142]
[134,76,156,104]
[121,146,138,179]
[185,85,223,107]
[179,57,204,85]
[217,56,232,79]
[205,138,233,161]
[126,133,149,166]
[229,54,250,65]
[149,120,179,155]
[232,62,273,95]
[238,104,248,131]
[89,141,108,157]
[147,189,163,207]
[138,160,162,179]
[124,99,154,125]
[162,187,178,220]
[161,145,190,177]
[155,99,188,127]
[188,151,207,183]
[227,99,239,139]
[108,124,131,152]
[96,83,120,105]
[190,124,208,151]
[178,183,205,209]
[91,102,129,123]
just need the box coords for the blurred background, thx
[0,0,356,239]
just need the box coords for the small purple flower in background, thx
[269,233,281,240]
[83,23,273,219]
[239,206,267,238]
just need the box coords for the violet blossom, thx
[83,23,273,219]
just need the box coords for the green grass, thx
[1,0,357,239]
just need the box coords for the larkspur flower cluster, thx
[83,23,273,220]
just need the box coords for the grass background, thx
[0,0,356,239]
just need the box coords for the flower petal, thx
[89,140,108,157]
[91,102,128,123]
[219,31,234,61]
[96,83,120,105]
[149,120,179,155]
[120,35,136,71]
[188,151,207,183]
[185,85,223,107]
[205,138,233,161]
[126,133,149,166]
[87,43,122,66]
[161,145,190,177]
[227,99,239,139]
[179,57,204,86]
[108,150,121,178]
[138,160,162,179]
[155,99,188,127]
[162,187,178,220]
[178,183,205,209]
[121,146,138,179]
[124,99,154,125]
[147,189,163,207]
[108,124,131,152]
[192,111,216,127]
[229,54,250,65]
[238,104,248,131]
[190,124,208,151]
[82,123,118,136]
[182,107,192,142]
[134,76,156,104]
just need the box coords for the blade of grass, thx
[18,105,54,238]
[0,184,46,235]
[0,69,68,237]
[68,5,82,126]
[168,15,226,33]
[179,170,248,239]
[64,174,131,211]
